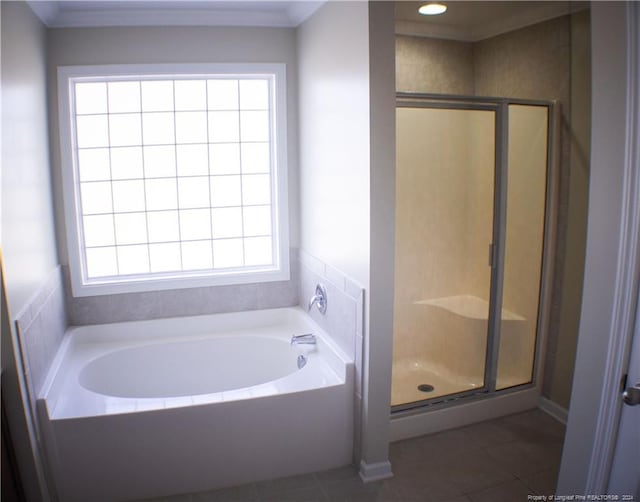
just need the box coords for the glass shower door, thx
[495,104,549,390]
[392,104,497,407]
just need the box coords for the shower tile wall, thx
[395,35,473,95]
[473,14,582,405]
[14,266,68,414]
[395,13,587,408]
[551,10,590,408]
[65,248,300,325]
[394,36,492,390]
[393,108,494,384]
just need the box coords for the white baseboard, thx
[358,460,393,483]
[538,396,568,424]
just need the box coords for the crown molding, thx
[285,1,323,26]
[27,1,60,26]
[26,1,324,28]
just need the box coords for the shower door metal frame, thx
[392,92,557,414]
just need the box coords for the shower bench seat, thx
[414,294,526,321]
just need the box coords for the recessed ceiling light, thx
[418,3,447,16]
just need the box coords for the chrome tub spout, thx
[290,333,317,345]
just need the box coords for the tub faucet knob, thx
[308,284,327,314]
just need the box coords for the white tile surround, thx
[25,248,363,387]
[62,248,365,403]
[14,266,68,411]
[12,265,68,500]
[298,248,365,464]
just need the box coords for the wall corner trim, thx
[538,396,569,424]
[358,460,393,483]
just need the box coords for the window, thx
[58,64,289,296]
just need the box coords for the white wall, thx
[47,25,299,262]
[1,3,59,500]
[1,1,58,316]
[297,0,396,475]
[364,0,396,474]
[557,2,632,493]
[297,1,370,288]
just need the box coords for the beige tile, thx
[192,484,258,502]
[137,495,193,502]
[440,449,515,493]
[255,473,321,498]
[458,420,524,448]
[498,409,566,442]
[390,427,486,468]
[259,485,327,502]
[189,493,217,502]
[484,440,563,479]
[320,477,400,502]
[521,467,559,495]
[314,465,359,484]
[382,460,468,502]
[466,479,533,502]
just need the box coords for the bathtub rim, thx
[39,306,353,419]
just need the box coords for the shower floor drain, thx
[417,384,435,393]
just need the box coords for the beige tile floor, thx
[136,408,565,502]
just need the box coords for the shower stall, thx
[392,93,555,412]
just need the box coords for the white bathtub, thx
[37,307,354,502]
[79,335,303,399]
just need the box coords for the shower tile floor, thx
[391,358,483,405]
[391,358,532,406]
[135,408,565,502]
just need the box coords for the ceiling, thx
[27,0,324,28]
[396,1,589,41]
[27,0,588,37]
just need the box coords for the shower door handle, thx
[488,243,496,267]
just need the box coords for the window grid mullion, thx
[172,80,185,272]
[78,171,268,184]
[103,83,120,276]
[205,79,216,269]
[237,79,246,267]
[138,81,153,274]
[78,140,266,152]
[74,107,267,117]
[83,233,272,250]
[75,201,265,218]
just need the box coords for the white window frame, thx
[58,63,289,297]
